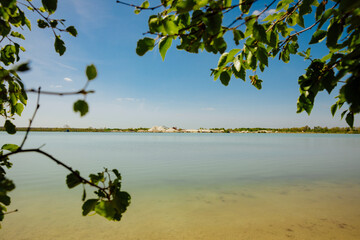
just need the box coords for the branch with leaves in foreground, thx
[0,65,130,228]
[119,0,360,127]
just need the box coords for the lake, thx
[1,132,360,239]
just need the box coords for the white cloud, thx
[252,8,276,19]
[267,9,276,15]
[64,77,73,82]
[253,10,261,15]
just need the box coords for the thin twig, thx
[26,89,94,96]
[116,0,163,10]
[0,209,18,215]
[2,148,109,198]
[266,0,302,33]
[20,87,41,149]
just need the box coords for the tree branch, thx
[19,87,41,149]
[25,88,94,96]
[2,148,109,197]
[116,0,163,10]
[0,209,18,215]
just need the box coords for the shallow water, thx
[1,132,360,239]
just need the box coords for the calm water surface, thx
[1,132,360,239]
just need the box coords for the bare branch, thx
[26,89,94,96]
[0,209,18,215]
[2,148,110,198]
[116,0,163,10]
[19,87,41,149]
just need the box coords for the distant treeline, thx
[0,127,150,132]
[0,126,359,134]
[210,126,360,134]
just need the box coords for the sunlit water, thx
[1,132,360,239]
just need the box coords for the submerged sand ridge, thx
[2,180,360,240]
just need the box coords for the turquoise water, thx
[1,132,360,239]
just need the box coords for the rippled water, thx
[1,132,360,239]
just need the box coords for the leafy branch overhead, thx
[1,0,80,135]
[124,0,360,127]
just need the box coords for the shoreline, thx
[0,127,359,134]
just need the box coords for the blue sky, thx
[4,0,356,129]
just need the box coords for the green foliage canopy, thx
[131,0,360,127]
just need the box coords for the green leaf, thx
[299,0,313,15]
[112,169,121,179]
[89,173,103,185]
[49,20,58,28]
[326,21,343,48]
[66,26,77,37]
[1,144,19,152]
[305,48,311,59]
[250,75,262,90]
[239,0,254,14]
[268,31,278,48]
[82,199,98,216]
[226,48,241,64]
[176,0,196,13]
[86,64,97,81]
[280,47,290,63]
[95,201,116,220]
[297,94,314,114]
[233,55,241,72]
[16,62,30,72]
[213,37,227,53]
[140,0,149,8]
[331,104,337,117]
[232,64,246,81]
[318,8,333,30]
[253,22,267,43]
[66,171,82,189]
[217,53,229,68]
[15,103,24,116]
[339,0,360,11]
[148,15,165,34]
[297,52,306,57]
[42,0,57,14]
[136,37,155,56]
[163,18,178,35]
[4,120,16,135]
[113,191,131,214]
[315,1,325,21]
[25,17,31,30]
[54,36,66,56]
[159,37,172,61]
[247,51,257,70]
[73,100,89,117]
[0,195,10,206]
[203,12,222,35]
[341,110,347,120]
[256,47,268,67]
[37,19,49,28]
[296,14,305,28]
[220,71,231,86]
[10,31,25,40]
[233,30,244,45]
[309,30,327,44]
[345,112,354,128]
